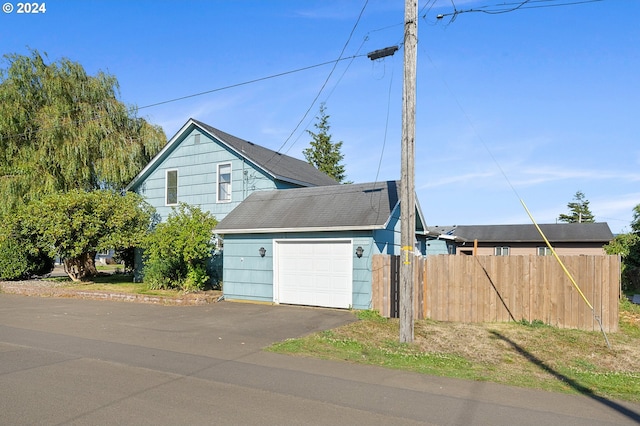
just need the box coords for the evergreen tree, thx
[558,191,595,223]
[0,50,166,214]
[303,103,349,183]
[631,204,640,234]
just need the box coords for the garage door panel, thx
[276,240,352,309]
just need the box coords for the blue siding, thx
[133,129,280,223]
[222,235,274,303]
[222,231,381,310]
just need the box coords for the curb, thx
[0,282,220,306]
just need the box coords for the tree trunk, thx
[63,251,98,282]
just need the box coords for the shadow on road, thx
[489,331,640,423]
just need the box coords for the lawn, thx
[45,270,190,297]
[268,299,640,403]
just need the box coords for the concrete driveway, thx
[1,294,639,425]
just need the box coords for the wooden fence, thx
[371,254,620,332]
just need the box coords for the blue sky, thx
[2,0,638,233]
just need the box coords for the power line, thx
[429,0,603,22]
[275,0,370,156]
[0,54,368,145]
[136,55,366,112]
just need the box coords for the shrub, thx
[0,233,54,280]
[143,203,218,291]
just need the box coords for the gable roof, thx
[438,223,614,243]
[126,118,337,191]
[216,180,425,234]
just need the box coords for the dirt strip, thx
[0,279,221,306]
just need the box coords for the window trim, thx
[537,246,553,256]
[494,246,510,256]
[217,162,232,203]
[165,169,178,206]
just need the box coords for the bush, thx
[143,203,218,291]
[0,234,54,280]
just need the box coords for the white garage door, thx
[274,239,353,309]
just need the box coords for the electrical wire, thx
[136,56,365,112]
[369,55,396,218]
[274,0,370,156]
[0,54,368,145]
[431,0,603,22]
[284,33,371,155]
[424,49,612,347]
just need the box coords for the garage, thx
[274,239,353,309]
[216,181,427,310]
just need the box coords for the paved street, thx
[1,294,639,425]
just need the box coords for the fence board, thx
[371,254,619,332]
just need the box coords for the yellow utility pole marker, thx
[402,246,413,265]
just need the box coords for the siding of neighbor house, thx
[471,243,607,256]
[434,223,614,257]
[222,232,380,310]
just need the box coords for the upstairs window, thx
[166,170,178,205]
[495,246,510,256]
[217,163,231,203]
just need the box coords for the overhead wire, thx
[284,32,371,155]
[422,1,612,345]
[369,56,396,218]
[431,0,603,22]
[0,54,369,145]
[274,0,370,156]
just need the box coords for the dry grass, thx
[270,302,640,401]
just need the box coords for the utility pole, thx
[399,0,418,343]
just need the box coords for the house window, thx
[194,133,201,144]
[538,246,552,256]
[217,163,231,203]
[166,170,178,205]
[495,246,510,256]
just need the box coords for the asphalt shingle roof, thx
[443,223,614,243]
[193,119,338,187]
[216,181,400,233]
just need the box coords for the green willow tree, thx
[558,191,595,223]
[303,103,349,183]
[0,50,166,214]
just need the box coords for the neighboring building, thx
[215,181,428,309]
[426,223,614,256]
[126,118,338,223]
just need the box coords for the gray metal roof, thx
[442,223,614,243]
[192,119,338,187]
[216,181,403,233]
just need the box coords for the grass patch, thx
[47,273,184,297]
[268,306,640,402]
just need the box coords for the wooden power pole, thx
[399,0,418,343]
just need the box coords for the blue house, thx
[126,118,338,223]
[215,181,427,309]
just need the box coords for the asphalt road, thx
[1,295,639,425]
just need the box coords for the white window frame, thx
[495,246,510,256]
[538,246,552,256]
[217,163,232,203]
[165,169,178,206]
